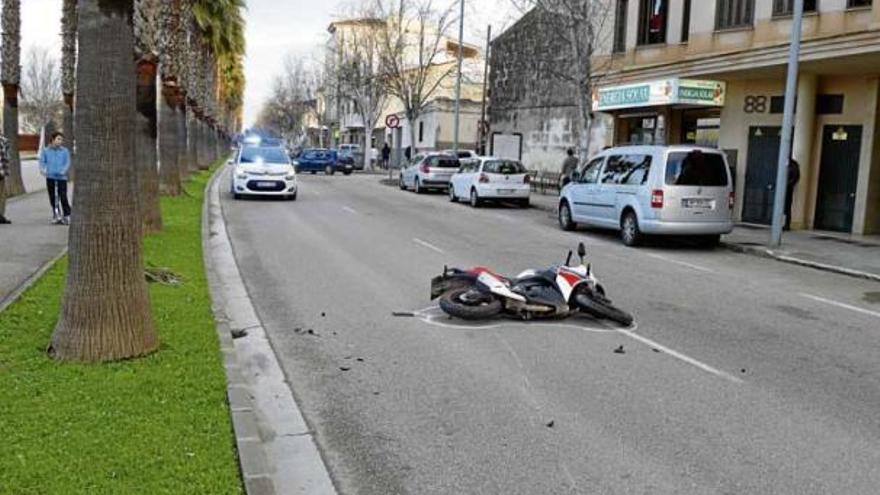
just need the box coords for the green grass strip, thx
[0,165,242,495]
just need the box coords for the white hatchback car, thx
[448,157,531,207]
[231,146,298,200]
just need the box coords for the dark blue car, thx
[293,149,353,176]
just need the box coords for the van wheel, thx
[414,179,423,194]
[399,175,407,190]
[621,212,643,247]
[558,201,575,231]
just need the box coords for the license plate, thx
[497,189,515,195]
[682,198,713,209]
[257,181,276,188]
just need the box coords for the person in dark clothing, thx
[381,143,391,169]
[560,148,579,187]
[784,158,801,231]
[404,146,412,162]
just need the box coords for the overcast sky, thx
[19,0,520,127]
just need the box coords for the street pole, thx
[453,0,465,154]
[478,25,491,155]
[770,0,804,247]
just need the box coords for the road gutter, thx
[721,242,880,283]
[203,167,338,495]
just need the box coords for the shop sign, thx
[593,78,726,111]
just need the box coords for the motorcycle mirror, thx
[577,242,586,260]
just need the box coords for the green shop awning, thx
[593,78,726,112]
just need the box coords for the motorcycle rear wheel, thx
[439,288,503,320]
[574,292,634,327]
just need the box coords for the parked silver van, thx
[558,145,734,246]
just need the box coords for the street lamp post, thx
[769,0,804,247]
[453,0,465,154]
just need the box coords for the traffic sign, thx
[385,114,400,129]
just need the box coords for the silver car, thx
[399,153,461,193]
[558,145,734,247]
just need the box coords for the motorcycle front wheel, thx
[439,287,503,320]
[574,292,634,327]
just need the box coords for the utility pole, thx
[770,0,804,247]
[453,0,465,154]
[478,25,491,155]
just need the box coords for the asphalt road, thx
[221,170,880,495]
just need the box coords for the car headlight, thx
[285,174,296,181]
[236,172,248,179]
[292,160,300,166]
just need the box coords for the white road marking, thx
[612,325,744,383]
[561,463,580,494]
[799,293,880,320]
[341,206,358,214]
[412,238,445,254]
[643,252,716,274]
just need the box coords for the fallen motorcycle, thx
[430,243,633,326]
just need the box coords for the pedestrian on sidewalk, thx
[39,132,72,225]
[0,134,11,224]
[381,143,391,169]
[784,158,801,231]
[560,148,579,188]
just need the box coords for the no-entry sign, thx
[385,114,400,129]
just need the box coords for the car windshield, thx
[665,151,728,186]
[431,156,461,168]
[303,150,333,160]
[240,147,289,164]
[484,160,526,174]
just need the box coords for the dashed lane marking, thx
[643,252,716,274]
[412,238,445,254]
[342,206,358,214]
[799,293,880,320]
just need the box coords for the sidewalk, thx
[0,160,67,311]
[526,190,880,282]
[722,225,880,282]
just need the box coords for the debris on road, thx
[231,328,248,339]
[545,420,555,428]
[339,366,351,372]
[392,311,416,317]
[613,345,625,354]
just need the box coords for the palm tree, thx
[50,0,157,362]
[135,0,162,232]
[1,0,24,197]
[61,0,77,163]
[158,0,183,196]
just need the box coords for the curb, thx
[721,242,880,283]
[202,166,338,495]
[0,247,68,314]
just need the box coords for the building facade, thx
[594,0,880,234]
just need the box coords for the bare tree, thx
[326,9,388,170]
[20,46,63,134]
[374,0,457,153]
[508,0,614,159]
[255,54,318,144]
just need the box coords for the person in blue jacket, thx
[40,132,72,225]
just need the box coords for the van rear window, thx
[665,151,728,186]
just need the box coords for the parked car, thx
[293,148,352,175]
[449,157,531,208]
[399,153,461,193]
[338,144,364,170]
[230,146,297,200]
[558,145,734,247]
[444,149,478,160]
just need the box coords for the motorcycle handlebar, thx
[565,250,572,266]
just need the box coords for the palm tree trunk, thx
[198,119,210,170]
[50,0,157,362]
[61,0,77,174]
[158,85,181,196]
[175,93,188,178]
[136,59,162,232]
[187,102,199,172]
[1,85,23,196]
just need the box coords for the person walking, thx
[0,134,10,224]
[560,148,579,188]
[784,158,801,231]
[381,142,391,169]
[40,132,72,225]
